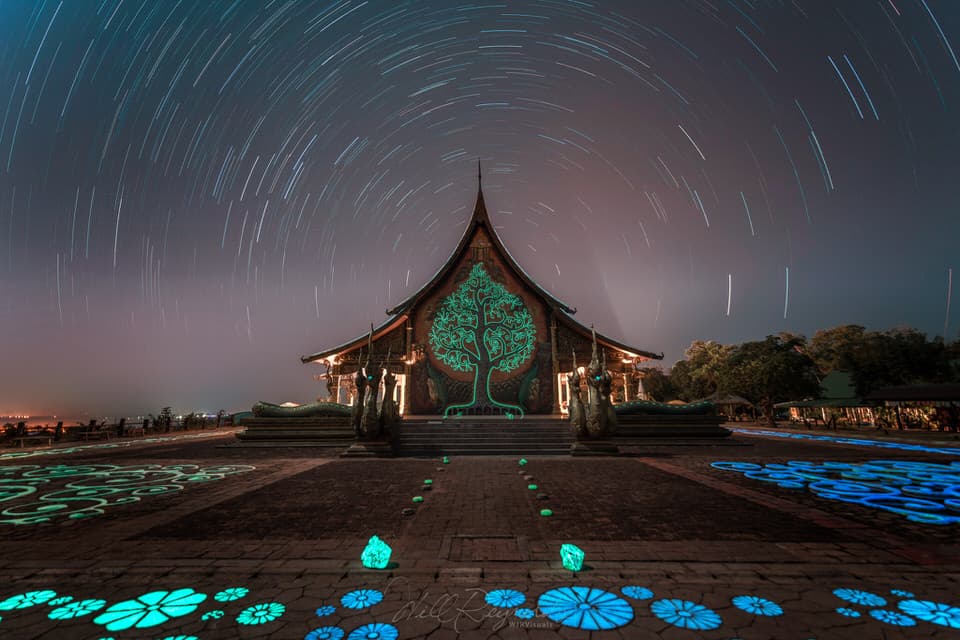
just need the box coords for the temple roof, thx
[384,166,576,317]
[301,167,662,364]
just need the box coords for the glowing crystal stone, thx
[361,535,392,570]
[442,457,450,464]
[528,484,538,490]
[423,479,433,485]
[540,509,553,517]
[519,458,528,466]
[412,496,424,503]
[560,544,585,571]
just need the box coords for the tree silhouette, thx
[429,263,536,416]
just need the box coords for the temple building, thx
[301,171,662,417]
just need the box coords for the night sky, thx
[1,1,958,418]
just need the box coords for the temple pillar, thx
[550,314,560,414]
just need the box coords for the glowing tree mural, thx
[429,263,536,417]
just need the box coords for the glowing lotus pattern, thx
[897,600,960,628]
[538,586,634,631]
[0,590,57,610]
[93,589,206,631]
[346,622,398,640]
[306,626,345,640]
[650,599,722,631]
[711,459,960,525]
[485,589,525,608]
[340,589,383,610]
[621,586,654,600]
[315,604,336,617]
[214,587,248,602]
[869,609,916,626]
[731,595,783,616]
[237,601,285,625]
[833,588,886,607]
[48,599,106,620]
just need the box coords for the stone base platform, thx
[233,417,355,447]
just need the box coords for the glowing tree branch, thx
[429,263,536,416]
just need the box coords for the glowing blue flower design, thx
[620,586,654,600]
[48,599,106,620]
[159,636,198,640]
[890,589,914,598]
[214,587,248,602]
[237,601,285,625]
[836,607,861,617]
[538,586,634,630]
[897,600,960,628]
[650,599,722,631]
[731,595,783,617]
[315,604,336,617]
[93,589,207,631]
[347,622,398,640]
[48,596,74,606]
[340,589,383,610]
[515,608,535,619]
[0,590,57,610]
[833,588,886,607]
[201,609,225,620]
[306,626,345,640]
[485,589,525,608]
[869,609,915,626]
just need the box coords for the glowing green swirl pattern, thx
[429,262,536,417]
[0,431,228,461]
[0,463,255,525]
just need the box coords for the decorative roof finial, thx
[591,324,598,361]
[477,158,482,188]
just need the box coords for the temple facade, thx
[301,173,662,417]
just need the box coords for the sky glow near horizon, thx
[0,1,958,416]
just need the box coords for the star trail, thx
[0,1,957,416]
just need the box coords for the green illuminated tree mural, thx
[429,262,536,416]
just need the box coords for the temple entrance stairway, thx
[395,415,573,456]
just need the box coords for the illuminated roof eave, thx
[300,314,408,363]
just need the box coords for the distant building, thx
[301,171,662,416]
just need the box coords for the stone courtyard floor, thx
[1,426,959,639]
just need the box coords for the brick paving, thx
[0,428,958,639]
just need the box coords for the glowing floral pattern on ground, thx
[897,600,960,628]
[869,609,916,626]
[538,586,634,630]
[621,586,654,600]
[711,459,960,525]
[836,607,861,617]
[47,596,74,606]
[729,428,960,456]
[306,626,345,640]
[514,608,535,619]
[732,595,783,616]
[0,590,57,610]
[214,587,248,602]
[237,601,285,625]
[650,599,722,630]
[201,609,224,620]
[0,463,255,525]
[346,622,398,640]
[340,589,383,610]
[484,589,525,608]
[48,599,105,620]
[93,589,206,631]
[833,588,886,607]
[315,604,336,617]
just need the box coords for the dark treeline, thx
[640,325,960,427]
